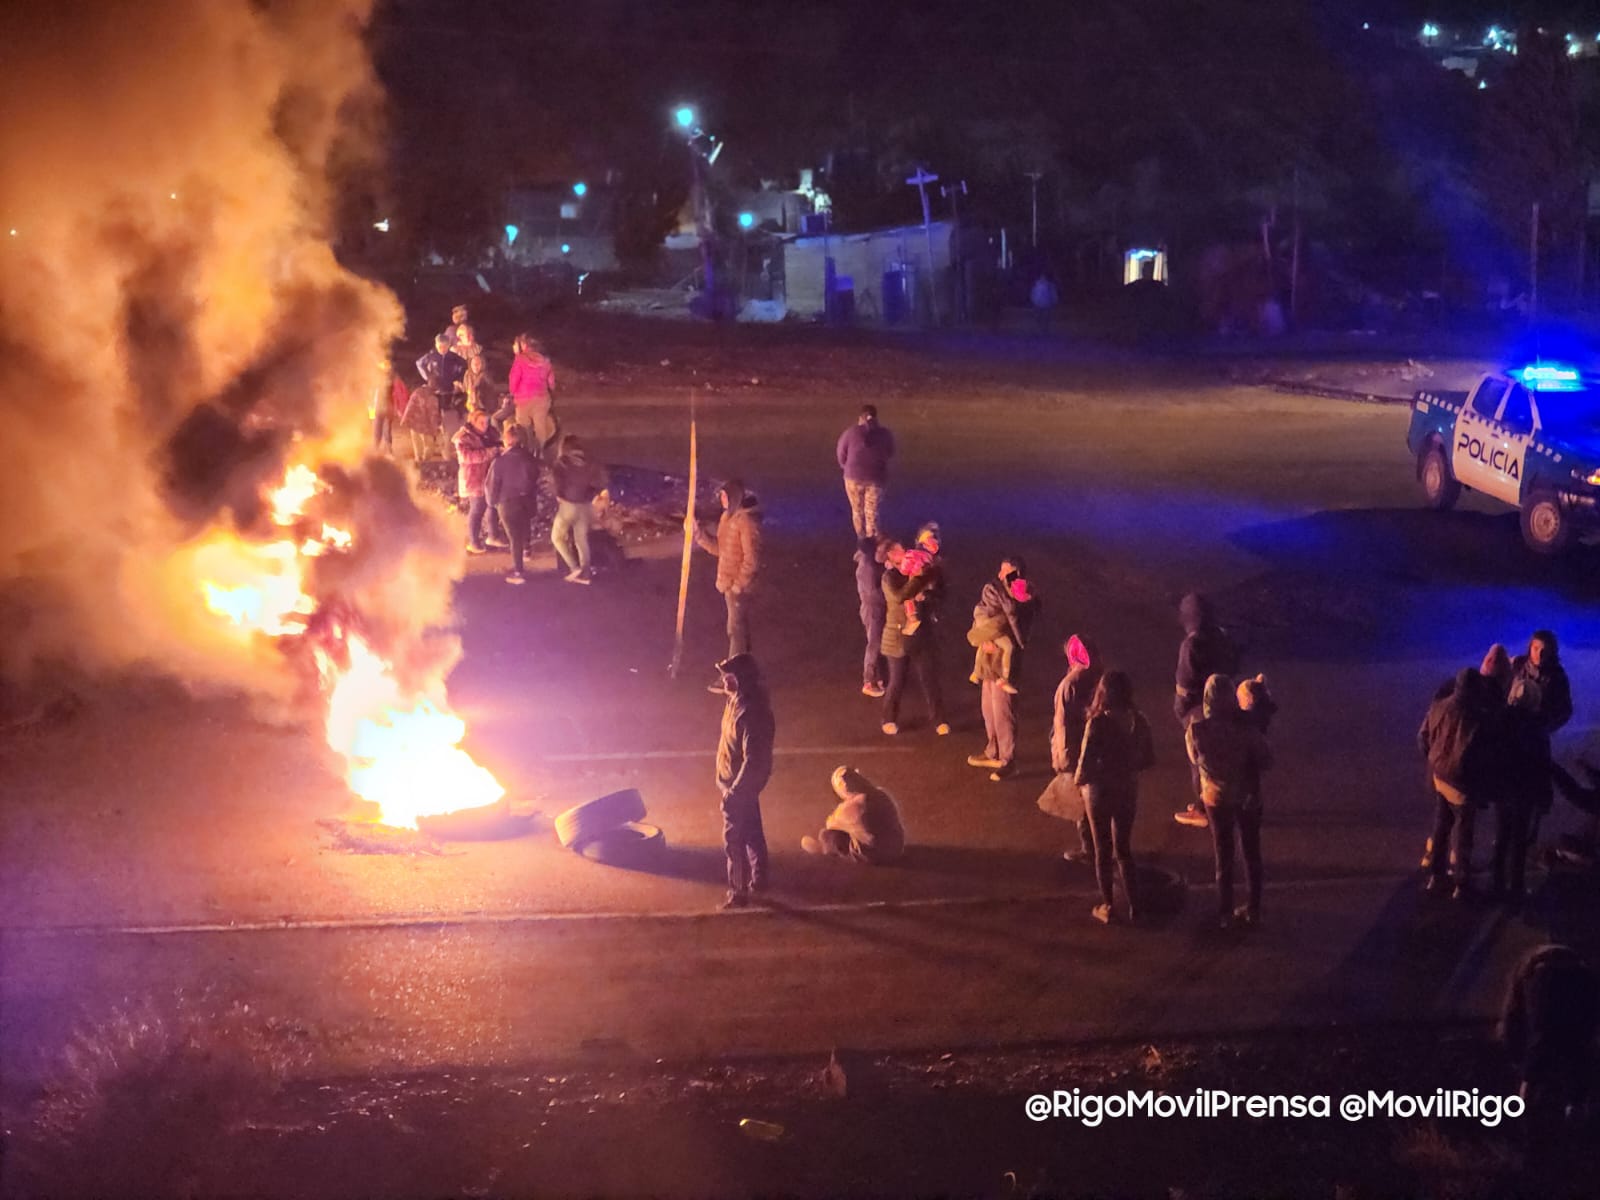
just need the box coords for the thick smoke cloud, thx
[0,1,458,705]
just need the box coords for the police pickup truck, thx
[1408,365,1600,554]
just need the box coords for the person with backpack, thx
[1172,592,1241,829]
[1418,667,1503,898]
[1074,670,1155,925]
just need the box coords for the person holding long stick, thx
[687,477,764,659]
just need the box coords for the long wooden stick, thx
[669,391,698,676]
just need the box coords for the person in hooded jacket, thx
[1187,674,1273,927]
[836,404,895,539]
[1172,592,1241,829]
[1419,667,1503,898]
[1074,670,1155,925]
[855,536,888,698]
[967,556,1039,782]
[1050,635,1103,862]
[802,765,906,864]
[550,433,609,585]
[508,334,558,456]
[1511,630,1574,735]
[1492,677,1554,905]
[691,478,763,659]
[714,653,776,908]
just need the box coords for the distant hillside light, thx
[738,211,755,229]
[505,224,519,245]
[561,243,571,254]
[675,105,696,130]
[573,181,587,197]
[1420,22,1440,40]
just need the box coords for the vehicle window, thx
[1471,379,1508,419]
[1499,383,1533,434]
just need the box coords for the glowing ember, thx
[197,463,501,828]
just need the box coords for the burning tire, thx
[555,788,647,849]
[578,821,667,866]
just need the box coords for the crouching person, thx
[802,766,906,865]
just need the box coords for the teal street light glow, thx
[738,212,755,229]
[561,243,571,254]
[505,224,520,245]
[674,105,696,130]
[573,182,587,197]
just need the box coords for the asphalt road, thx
[7,367,1600,1090]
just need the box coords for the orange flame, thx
[198,462,499,827]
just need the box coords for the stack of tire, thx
[554,788,666,867]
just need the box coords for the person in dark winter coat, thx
[1172,592,1241,829]
[879,535,950,737]
[1511,630,1574,735]
[550,434,609,585]
[855,536,888,697]
[967,556,1039,782]
[1050,635,1103,862]
[1074,670,1155,925]
[1481,644,1514,700]
[802,765,906,864]
[1419,667,1502,898]
[484,423,539,584]
[1492,677,1554,904]
[1187,674,1273,927]
[691,479,763,658]
[1500,944,1599,1135]
[836,404,895,539]
[714,653,775,908]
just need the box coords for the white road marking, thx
[1,872,1424,941]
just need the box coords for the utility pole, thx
[906,166,941,325]
[1025,170,1044,248]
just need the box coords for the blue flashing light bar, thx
[1514,364,1585,392]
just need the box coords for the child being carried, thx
[967,575,1032,694]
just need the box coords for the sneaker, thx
[989,768,1012,782]
[505,571,526,586]
[861,683,886,698]
[1091,903,1113,925]
[1062,849,1091,864]
[967,754,1004,769]
[465,543,486,556]
[485,538,510,550]
[566,571,592,586]
[881,722,899,735]
[801,835,822,855]
[1000,681,1019,695]
[935,723,951,736]
[1233,906,1258,927]
[721,891,749,910]
[1174,806,1209,828]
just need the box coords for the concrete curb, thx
[1268,380,1414,406]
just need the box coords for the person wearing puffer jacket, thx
[691,478,764,658]
[1187,674,1273,928]
[1050,635,1103,863]
[802,766,906,864]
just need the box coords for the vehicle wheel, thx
[578,821,667,867]
[1419,443,1460,511]
[555,788,647,850]
[1521,491,1572,556]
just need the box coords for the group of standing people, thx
[1419,631,1572,904]
[374,305,607,586]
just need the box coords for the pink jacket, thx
[508,352,554,411]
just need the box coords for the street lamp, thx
[738,212,754,229]
[573,182,587,197]
[675,105,697,131]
